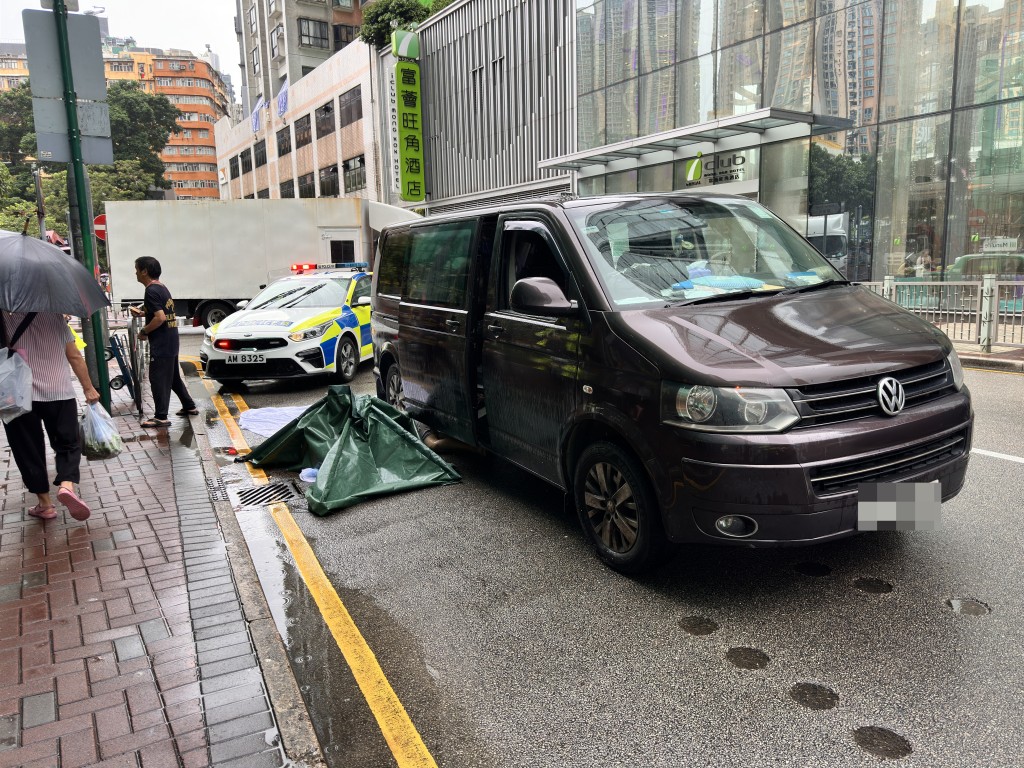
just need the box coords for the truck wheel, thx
[332,337,358,383]
[385,363,404,411]
[201,302,233,328]
[573,441,667,574]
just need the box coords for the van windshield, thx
[566,197,843,309]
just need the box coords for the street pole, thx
[31,162,46,240]
[51,0,110,411]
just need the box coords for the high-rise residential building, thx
[0,44,29,93]
[234,0,365,115]
[102,45,233,199]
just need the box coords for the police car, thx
[200,264,372,384]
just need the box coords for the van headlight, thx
[662,383,800,433]
[289,320,334,342]
[947,349,964,391]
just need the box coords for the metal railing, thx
[861,275,1024,350]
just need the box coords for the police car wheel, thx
[333,337,358,383]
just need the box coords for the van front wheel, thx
[385,363,404,411]
[574,442,666,574]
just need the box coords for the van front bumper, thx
[654,392,973,545]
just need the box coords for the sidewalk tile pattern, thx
[0,386,287,768]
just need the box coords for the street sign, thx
[41,1,80,10]
[93,213,106,241]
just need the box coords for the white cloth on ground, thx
[237,406,310,437]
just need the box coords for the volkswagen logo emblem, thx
[877,377,906,416]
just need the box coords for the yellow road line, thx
[269,503,438,767]
[209,388,437,767]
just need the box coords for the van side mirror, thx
[236,300,249,309]
[510,277,577,317]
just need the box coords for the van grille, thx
[789,359,955,428]
[809,430,967,496]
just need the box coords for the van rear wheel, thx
[574,442,667,574]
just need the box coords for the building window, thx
[333,24,357,52]
[268,0,277,15]
[294,114,312,148]
[257,188,270,199]
[338,86,362,128]
[315,101,335,138]
[319,165,339,197]
[298,172,316,198]
[254,139,267,167]
[271,24,283,59]
[277,126,292,156]
[248,4,257,36]
[280,179,295,198]
[251,46,260,76]
[230,155,240,179]
[343,155,366,192]
[240,148,253,174]
[298,18,329,49]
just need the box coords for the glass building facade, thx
[569,0,1024,280]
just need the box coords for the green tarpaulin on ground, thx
[245,385,461,516]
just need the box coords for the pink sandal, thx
[28,503,58,520]
[57,487,91,521]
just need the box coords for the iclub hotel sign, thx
[389,30,425,203]
[680,148,759,187]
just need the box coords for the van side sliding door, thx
[479,218,582,485]
[398,220,477,445]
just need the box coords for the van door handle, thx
[445,318,460,330]
[486,324,504,336]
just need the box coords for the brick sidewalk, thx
[0,380,292,766]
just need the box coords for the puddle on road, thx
[854,577,894,594]
[725,647,770,670]
[947,598,991,616]
[789,683,839,710]
[793,562,832,577]
[679,616,719,636]
[852,726,912,759]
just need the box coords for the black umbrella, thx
[0,229,110,317]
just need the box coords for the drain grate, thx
[207,478,229,502]
[235,482,303,508]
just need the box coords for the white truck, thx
[106,198,418,327]
[806,212,850,270]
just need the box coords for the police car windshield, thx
[566,197,844,309]
[249,278,352,309]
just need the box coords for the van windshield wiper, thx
[780,279,849,295]
[668,289,764,307]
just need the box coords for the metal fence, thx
[861,276,1024,350]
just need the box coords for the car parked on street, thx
[200,266,372,385]
[371,193,973,573]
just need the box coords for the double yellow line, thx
[202,379,438,767]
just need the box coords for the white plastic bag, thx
[80,403,123,460]
[0,349,32,424]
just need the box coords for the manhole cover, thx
[234,482,303,508]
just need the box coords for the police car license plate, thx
[226,353,264,364]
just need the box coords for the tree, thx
[431,0,458,12]
[359,0,431,48]
[106,81,181,189]
[808,143,875,218]
[0,81,32,165]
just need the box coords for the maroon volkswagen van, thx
[371,194,973,573]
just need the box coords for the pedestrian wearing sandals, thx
[130,257,198,428]
[0,310,100,521]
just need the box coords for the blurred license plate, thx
[226,353,264,364]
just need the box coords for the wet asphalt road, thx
[180,333,1024,767]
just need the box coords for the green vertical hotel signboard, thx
[395,61,425,203]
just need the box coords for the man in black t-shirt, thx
[130,256,198,428]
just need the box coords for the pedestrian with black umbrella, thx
[0,229,110,521]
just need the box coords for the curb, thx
[186,391,328,768]
[959,355,1024,373]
